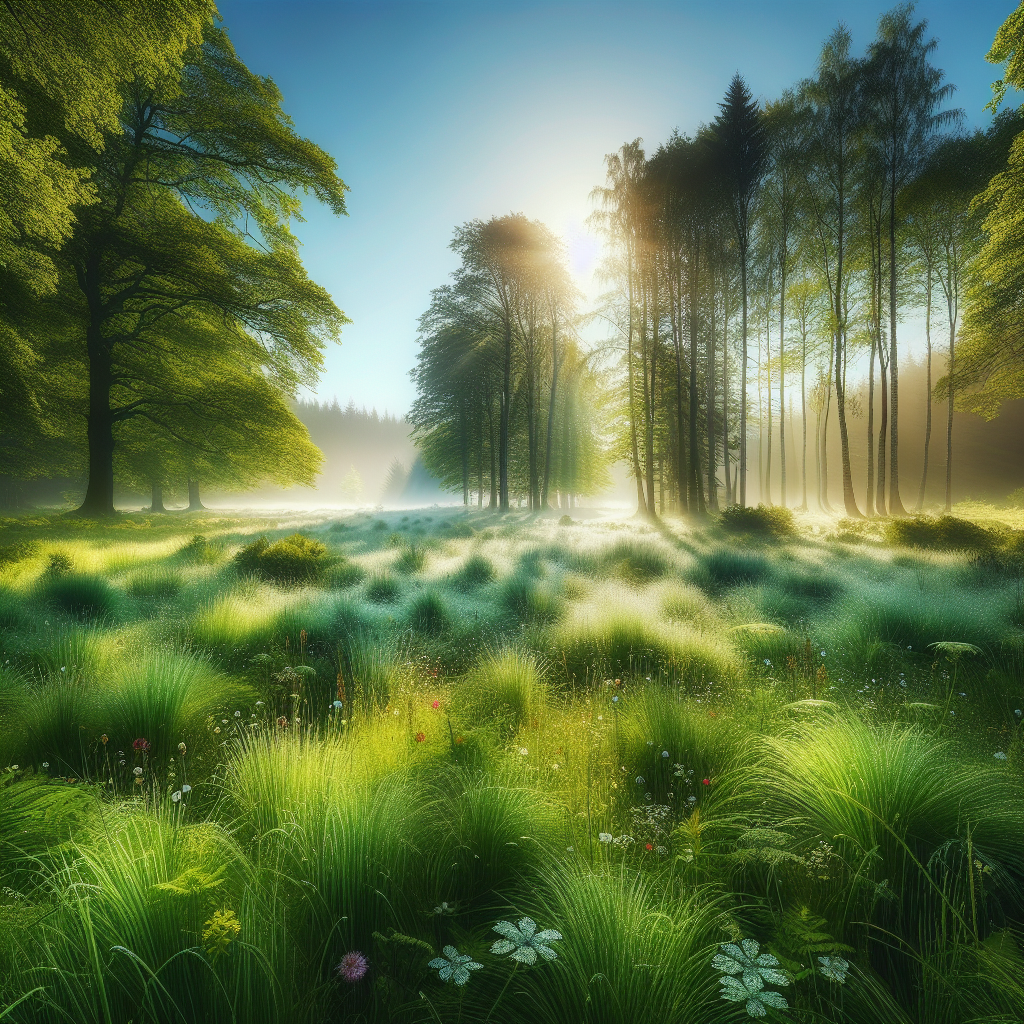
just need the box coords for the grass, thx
[0,503,1021,1023]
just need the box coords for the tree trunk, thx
[488,402,497,509]
[76,264,117,518]
[866,333,876,516]
[888,178,906,515]
[460,402,469,507]
[723,304,731,506]
[945,318,955,512]
[916,273,933,510]
[765,298,773,504]
[187,478,206,511]
[876,350,888,516]
[149,481,166,513]
[707,276,718,510]
[739,246,748,506]
[499,319,511,511]
[627,268,648,516]
[800,330,807,510]
[645,283,657,518]
[541,306,559,508]
[778,267,786,508]
[688,245,704,515]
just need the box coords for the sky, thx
[218,0,1016,417]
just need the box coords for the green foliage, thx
[453,553,495,590]
[364,572,401,604]
[718,503,797,539]
[602,539,670,584]
[408,589,452,635]
[693,548,775,590]
[37,573,119,620]
[234,533,331,585]
[458,648,546,733]
[884,514,997,551]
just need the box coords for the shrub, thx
[452,554,495,590]
[692,548,774,591]
[394,543,426,574]
[718,503,796,539]
[38,573,119,620]
[884,514,996,552]
[603,539,670,585]
[458,648,546,733]
[558,514,573,526]
[365,572,401,604]
[408,590,451,635]
[501,573,563,624]
[234,533,331,584]
[177,534,222,564]
[46,551,74,576]
[550,606,739,686]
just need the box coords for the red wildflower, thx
[415,731,426,743]
[277,716,289,729]
[702,778,710,785]
[645,843,653,851]
[133,738,150,752]
[455,736,464,745]
[431,700,440,710]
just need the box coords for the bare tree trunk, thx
[723,301,732,506]
[627,268,648,516]
[779,267,786,508]
[541,305,559,508]
[866,333,876,516]
[888,178,906,515]
[707,276,719,510]
[187,478,205,511]
[916,274,933,510]
[800,331,807,510]
[945,318,955,512]
[739,246,748,507]
[876,347,888,516]
[150,481,166,513]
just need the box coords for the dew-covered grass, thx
[0,504,1021,1023]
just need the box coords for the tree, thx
[29,21,347,517]
[799,26,864,518]
[865,2,958,515]
[714,74,767,507]
[945,5,1024,422]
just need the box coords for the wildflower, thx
[433,901,454,915]
[598,832,613,843]
[133,766,143,776]
[519,747,528,757]
[336,950,369,983]
[432,700,440,709]
[333,700,343,709]
[42,762,49,768]
[178,742,186,754]
[994,751,1008,761]
[133,738,150,752]
[256,700,264,707]
[428,945,482,986]
[656,845,667,855]
[221,719,228,725]
[661,750,669,758]
[181,784,192,794]
[645,843,653,851]
[614,678,621,685]
[490,918,562,964]
[820,651,826,657]
[171,791,182,803]
[818,956,849,984]
[636,776,645,786]
[455,736,464,744]
[415,732,426,743]
[764,659,771,667]
[101,734,109,745]
[687,795,696,804]
[214,727,221,734]
[702,778,710,785]
[276,716,288,728]
[612,695,619,702]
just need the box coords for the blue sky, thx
[219,0,1016,417]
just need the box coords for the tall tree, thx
[714,75,766,507]
[866,2,958,515]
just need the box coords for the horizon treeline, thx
[409,3,1024,517]
[410,217,609,511]
[0,2,347,516]
[590,3,1023,520]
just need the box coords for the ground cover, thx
[0,504,1021,1023]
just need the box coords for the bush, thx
[176,534,222,564]
[408,589,451,635]
[692,548,774,591]
[38,573,119,619]
[558,514,573,526]
[458,647,546,733]
[365,572,401,604]
[452,554,495,590]
[234,533,331,584]
[884,514,996,552]
[46,551,74,576]
[718,503,796,538]
[603,539,669,585]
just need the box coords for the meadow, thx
[0,503,1021,1024]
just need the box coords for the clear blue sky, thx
[218,0,1015,417]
